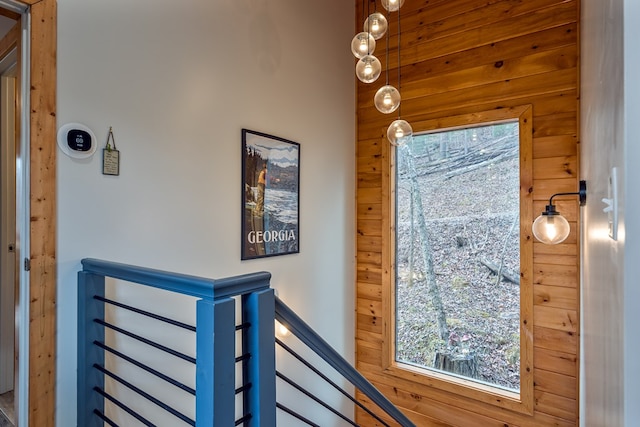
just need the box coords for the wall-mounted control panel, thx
[57,123,97,159]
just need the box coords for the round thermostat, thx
[57,123,97,159]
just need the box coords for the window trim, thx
[381,105,534,414]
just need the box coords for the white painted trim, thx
[0,1,26,14]
[15,11,29,427]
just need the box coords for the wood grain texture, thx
[26,1,57,426]
[534,284,578,310]
[0,8,20,20]
[534,347,577,377]
[355,0,580,425]
[0,21,19,59]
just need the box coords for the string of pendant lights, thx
[351,0,412,146]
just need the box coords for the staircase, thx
[77,258,415,426]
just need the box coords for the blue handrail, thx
[78,259,274,426]
[77,258,415,426]
[275,297,416,427]
[81,258,271,299]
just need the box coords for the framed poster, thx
[241,129,300,260]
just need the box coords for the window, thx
[383,106,533,413]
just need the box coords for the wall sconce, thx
[532,180,587,244]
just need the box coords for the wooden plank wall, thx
[355,0,580,426]
[22,0,58,425]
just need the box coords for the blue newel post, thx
[196,297,235,426]
[244,288,276,426]
[77,271,106,427]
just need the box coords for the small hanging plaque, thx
[102,126,120,176]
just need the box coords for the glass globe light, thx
[532,209,571,244]
[387,119,413,146]
[364,12,388,40]
[381,0,405,12]
[356,55,382,83]
[351,32,376,59]
[374,85,401,114]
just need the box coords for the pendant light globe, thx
[381,0,405,12]
[374,85,401,114]
[356,55,382,83]
[364,12,388,40]
[387,119,413,146]
[351,32,376,59]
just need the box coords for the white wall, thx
[581,0,640,425]
[623,0,640,423]
[580,0,624,425]
[56,1,355,426]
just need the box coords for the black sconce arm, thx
[547,180,587,207]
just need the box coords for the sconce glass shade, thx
[351,32,376,59]
[356,55,382,83]
[364,12,388,40]
[532,210,571,244]
[387,119,413,146]
[533,181,586,244]
[374,85,401,114]
[381,0,405,12]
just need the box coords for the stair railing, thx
[77,258,415,426]
[274,297,415,426]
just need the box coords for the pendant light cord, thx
[366,0,371,54]
[397,4,402,118]
[385,7,390,85]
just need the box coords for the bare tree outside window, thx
[395,122,520,391]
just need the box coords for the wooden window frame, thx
[381,105,534,414]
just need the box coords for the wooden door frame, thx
[0,24,19,396]
[27,1,55,425]
[1,0,56,426]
